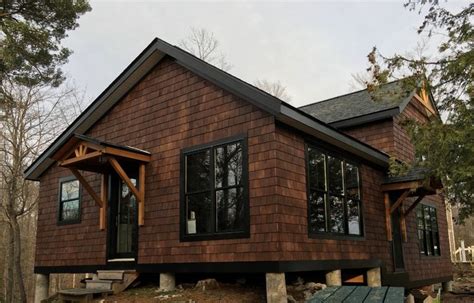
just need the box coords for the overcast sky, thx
[62,0,468,108]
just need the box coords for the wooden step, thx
[86,279,113,290]
[112,272,139,294]
[97,270,125,280]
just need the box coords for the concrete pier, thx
[266,273,287,303]
[325,269,342,286]
[367,267,382,287]
[159,273,176,291]
[34,274,50,303]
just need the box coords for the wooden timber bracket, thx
[384,189,427,242]
[56,136,151,230]
[108,156,146,226]
[69,168,109,230]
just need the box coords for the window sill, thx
[419,254,442,259]
[57,219,81,226]
[180,231,250,242]
[308,232,365,241]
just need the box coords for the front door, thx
[108,173,138,260]
[390,193,405,271]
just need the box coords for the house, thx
[27,38,452,302]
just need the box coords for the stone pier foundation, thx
[442,281,453,292]
[265,273,287,303]
[34,274,50,303]
[367,267,382,287]
[160,273,176,291]
[325,269,342,286]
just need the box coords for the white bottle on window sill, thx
[187,211,196,234]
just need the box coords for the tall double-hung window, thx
[181,136,249,241]
[416,204,440,256]
[58,177,81,224]
[306,145,363,236]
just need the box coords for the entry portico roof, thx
[53,133,151,174]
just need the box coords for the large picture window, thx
[307,145,362,236]
[58,177,81,224]
[416,204,440,256]
[181,137,249,241]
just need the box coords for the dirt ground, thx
[95,283,266,303]
[440,264,474,303]
[89,265,474,303]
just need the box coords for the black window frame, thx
[57,176,82,225]
[180,135,250,242]
[416,204,441,256]
[305,143,364,239]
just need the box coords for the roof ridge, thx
[299,78,407,109]
[24,37,390,180]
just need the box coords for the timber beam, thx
[59,151,102,167]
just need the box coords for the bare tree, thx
[253,79,292,102]
[0,79,84,302]
[179,27,232,71]
[349,72,372,90]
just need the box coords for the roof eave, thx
[24,40,165,180]
[24,37,390,181]
[279,104,389,168]
[329,107,400,129]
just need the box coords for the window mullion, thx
[342,160,348,235]
[211,147,217,234]
[423,206,429,255]
[324,154,330,232]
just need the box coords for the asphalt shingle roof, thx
[299,80,414,124]
[383,167,430,184]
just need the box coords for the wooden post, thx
[461,240,467,262]
[400,204,407,242]
[100,174,108,230]
[138,163,145,226]
[384,193,392,241]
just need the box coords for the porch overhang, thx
[382,170,442,242]
[52,134,151,229]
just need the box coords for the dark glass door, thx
[108,173,138,260]
[390,193,405,271]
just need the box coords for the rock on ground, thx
[195,278,220,291]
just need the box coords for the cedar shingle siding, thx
[36,58,280,266]
[35,56,451,286]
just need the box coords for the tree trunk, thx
[11,216,27,303]
[5,223,13,303]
